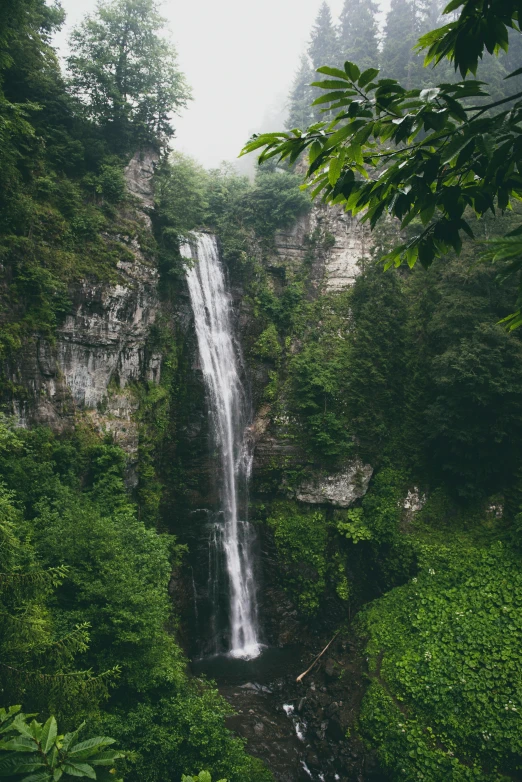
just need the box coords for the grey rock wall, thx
[252,205,372,499]
[9,148,162,464]
[272,203,371,293]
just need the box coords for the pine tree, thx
[308,2,338,120]
[286,53,315,130]
[380,0,423,87]
[337,0,379,72]
[308,1,338,71]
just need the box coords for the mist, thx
[54,0,388,169]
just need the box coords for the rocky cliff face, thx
[271,203,371,293]
[251,204,372,504]
[9,149,163,464]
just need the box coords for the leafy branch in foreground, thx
[0,705,126,781]
[241,0,522,323]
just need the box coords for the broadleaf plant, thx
[0,706,125,781]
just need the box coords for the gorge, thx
[2,1,522,782]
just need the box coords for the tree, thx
[286,54,315,130]
[0,440,114,721]
[67,0,190,149]
[308,2,338,120]
[381,0,424,86]
[338,0,380,74]
[243,0,522,325]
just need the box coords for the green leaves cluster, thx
[0,706,124,782]
[182,773,226,782]
[0,420,271,782]
[67,0,190,147]
[243,0,522,321]
[245,63,521,267]
[359,533,522,780]
[418,0,522,77]
[267,502,330,614]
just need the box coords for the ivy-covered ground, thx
[358,508,522,782]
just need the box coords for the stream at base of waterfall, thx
[181,232,261,660]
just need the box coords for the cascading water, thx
[181,232,261,660]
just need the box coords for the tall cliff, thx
[6,150,166,467]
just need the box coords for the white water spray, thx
[181,233,261,660]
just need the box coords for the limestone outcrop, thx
[295,460,373,507]
[272,203,371,293]
[9,149,162,463]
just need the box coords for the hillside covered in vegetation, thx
[1,0,522,781]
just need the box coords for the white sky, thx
[55,0,388,169]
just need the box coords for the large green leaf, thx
[0,737,38,752]
[68,737,115,757]
[40,718,57,755]
[62,762,96,778]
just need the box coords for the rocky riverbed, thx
[192,634,388,782]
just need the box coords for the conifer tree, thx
[380,0,423,87]
[308,2,338,120]
[286,53,315,130]
[337,0,379,72]
[308,1,338,70]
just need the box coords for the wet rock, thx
[295,460,373,507]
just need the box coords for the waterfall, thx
[181,233,261,660]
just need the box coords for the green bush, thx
[267,501,329,614]
[358,536,522,781]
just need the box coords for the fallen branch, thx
[296,631,340,684]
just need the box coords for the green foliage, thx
[419,0,521,77]
[0,430,115,720]
[155,153,209,234]
[153,153,210,282]
[67,0,190,148]
[267,501,329,613]
[286,312,353,463]
[404,233,522,497]
[0,419,270,781]
[0,705,125,781]
[358,532,522,780]
[345,262,408,463]
[240,167,311,242]
[352,469,416,590]
[336,507,373,543]
[243,1,522,322]
[182,774,226,782]
[100,689,272,782]
[252,324,282,361]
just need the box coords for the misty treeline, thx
[286,0,522,128]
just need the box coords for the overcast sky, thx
[55,0,387,169]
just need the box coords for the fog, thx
[55,0,386,169]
